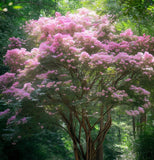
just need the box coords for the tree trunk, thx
[132,116,136,139]
[59,106,112,160]
[140,113,147,133]
[74,144,81,160]
[95,106,111,160]
[96,107,104,160]
[96,145,103,160]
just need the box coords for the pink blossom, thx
[127,99,133,102]
[64,80,72,84]
[8,37,23,49]
[23,83,34,93]
[41,125,44,129]
[48,112,53,115]
[130,85,150,95]
[111,90,128,101]
[83,87,90,91]
[7,115,16,124]
[143,103,149,108]
[138,107,145,113]
[134,110,140,115]
[56,81,62,85]
[67,59,72,63]
[143,51,153,63]
[15,89,31,99]
[0,72,15,90]
[21,117,27,124]
[0,109,10,117]
[55,88,59,91]
[36,73,48,79]
[120,29,133,37]
[125,110,132,116]
[147,101,151,106]
[3,86,31,100]
[79,52,90,61]
[24,58,40,69]
[17,136,21,139]
[31,48,40,55]
[4,48,30,72]
[39,41,50,54]
[125,78,131,82]
[46,82,55,88]
[55,12,61,17]
[91,53,113,64]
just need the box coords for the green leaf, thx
[94,124,99,130]
[13,5,23,10]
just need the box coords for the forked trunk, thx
[59,106,112,160]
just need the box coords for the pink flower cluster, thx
[0,109,10,117]
[24,8,101,42]
[120,29,133,37]
[2,82,34,100]
[8,37,24,49]
[4,48,30,72]
[36,70,58,79]
[0,72,15,91]
[130,85,150,96]
[4,47,40,74]
[23,83,34,93]
[111,90,128,101]
[108,33,154,56]
[143,51,154,63]
[79,52,90,61]
[17,117,28,124]
[126,107,145,116]
[7,115,16,124]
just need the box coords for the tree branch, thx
[91,105,113,130]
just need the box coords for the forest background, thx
[0,0,154,160]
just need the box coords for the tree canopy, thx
[0,8,154,160]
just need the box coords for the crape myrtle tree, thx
[0,8,154,160]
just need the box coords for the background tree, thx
[81,0,154,36]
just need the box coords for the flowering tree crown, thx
[0,8,154,122]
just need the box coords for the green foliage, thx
[0,0,57,19]
[57,0,82,14]
[0,130,74,160]
[85,0,154,36]
[103,125,122,160]
[1,138,49,160]
[119,0,154,19]
[118,0,154,35]
[134,125,154,160]
[0,99,74,160]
